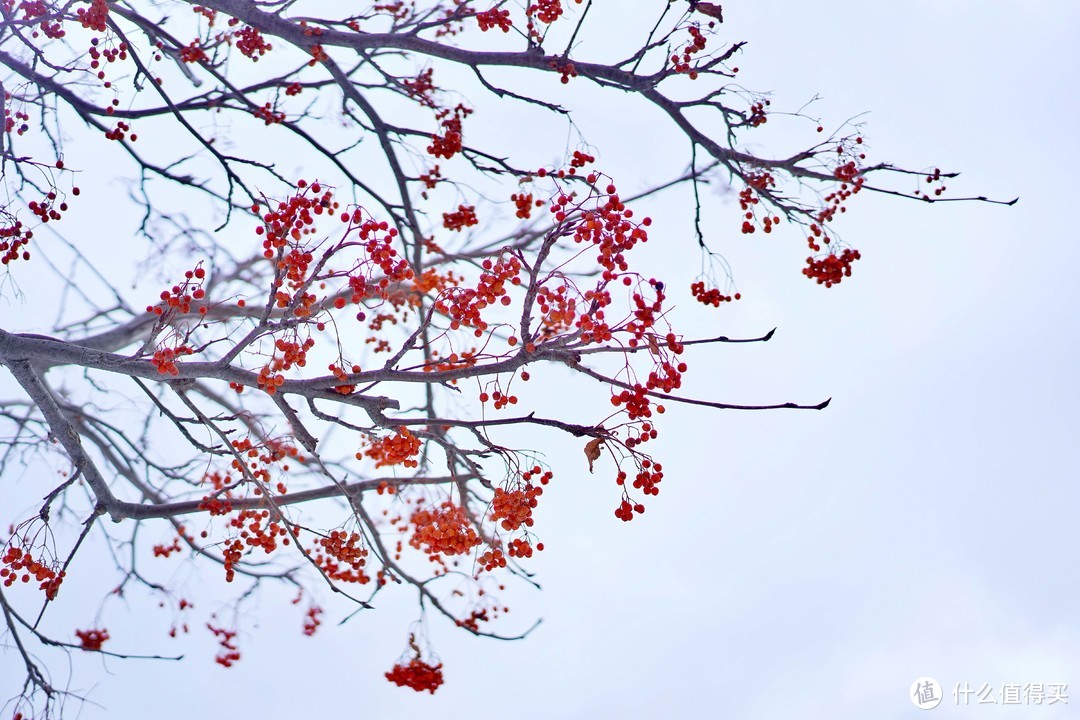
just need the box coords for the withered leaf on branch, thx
[693,2,724,21]
[584,438,605,473]
[646,334,661,356]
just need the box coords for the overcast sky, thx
[2,2,1078,718]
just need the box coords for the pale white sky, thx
[2,2,1078,718]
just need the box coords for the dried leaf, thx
[694,2,724,21]
[646,334,661,356]
[584,438,604,473]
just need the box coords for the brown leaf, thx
[694,2,724,21]
[584,438,604,473]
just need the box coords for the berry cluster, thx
[27,191,69,224]
[571,182,649,273]
[917,167,948,200]
[748,100,769,127]
[491,484,542,531]
[362,427,421,468]
[192,445,295,583]
[476,7,512,32]
[672,25,708,76]
[207,623,241,667]
[150,344,193,376]
[805,222,830,252]
[1,545,63,598]
[152,536,182,558]
[534,170,688,520]
[528,0,564,24]
[228,437,300,488]
[409,502,481,557]
[302,606,323,636]
[478,387,517,410]
[191,5,218,23]
[254,334,316,394]
[87,37,131,87]
[456,606,493,632]
[412,266,455,300]
[256,180,334,260]
[404,68,436,106]
[624,281,668,346]
[690,280,739,306]
[0,218,32,266]
[524,0,582,40]
[255,365,285,393]
[197,470,235,516]
[75,628,110,651]
[815,147,866,227]
[77,0,108,31]
[385,658,444,694]
[85,36,128,93]
[418,165,442,191]
[432,5,471,39]
[536,282,578,337]
[372,1,413,22]
[327,361,361,394]
[104,121,134,141]
[478,546,507,571]
[233,25,272,59]
[427,104,471,160]
[227,508,288,558]
[179,41,208,63]
[614,498,646,522]
[507,538,538,558]
[833,159,860,183]
[610,385,652,422]
[15,1,66,39]
[738,171,778,234]
[255,181,372,320]
[802,247,861,287]
[314,530,371,584]
[423,348,478,374]
[221,538,243,583]
[628,459,664,496]
[166,597,194,638]
[146,265,207,317]
[795,150,869,286]
[253,102,286,125]
[570,150,595,168]
[511,192,539,219]
[433,250,522,336]
[548,57,578,84]
[5,100,31,136]
[442,204,478,231]
[337,209,412,285]
[273,335,316,373]
[307,44,329,66]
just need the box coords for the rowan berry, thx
[385,658,444,693]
